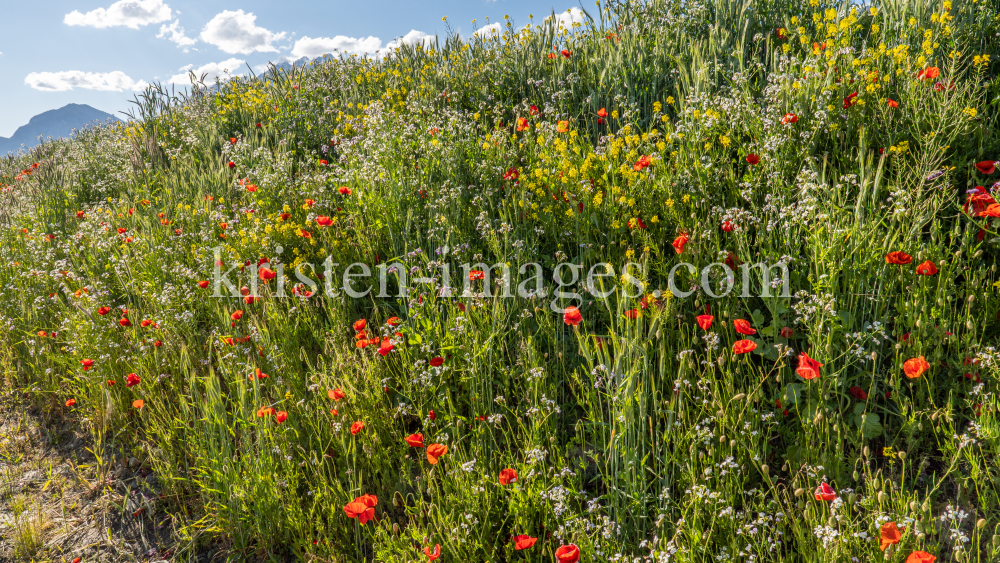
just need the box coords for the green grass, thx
[2,0,1000,561]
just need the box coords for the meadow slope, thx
[2,0,1000,561]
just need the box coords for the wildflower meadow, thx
[3,0,1000,561]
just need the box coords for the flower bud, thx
[733,393,746,401]
[761,465,769,475]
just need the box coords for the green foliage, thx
[1,0,1000,561]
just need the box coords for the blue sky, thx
[0,0,588,137]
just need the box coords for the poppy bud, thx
[732,393,746,401]
[897,451,906,460]
[877,491,887,502]
[761,464,769,475]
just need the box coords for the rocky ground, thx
[0,393,177,563]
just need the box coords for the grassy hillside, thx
[3,0,1000,561]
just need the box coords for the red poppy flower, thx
[733,339,757,354]
[228,161,235,169]
[298,229,312,239]
[906,551,936,563]
[917,67,940,81]
[81,359,94,371]
[633,155,652,171]
[745,153,760,165]
[624,308,641,320]
[780,327,794,338]
[426,443,448,464]
[733,319,756,335]
[885,251,913,265]
[119,318,132,327]
[430,356,444,367]
[304,199,315,208]
[499,467,518,485]
[231,310,243,321]
[672,232,689,254]
[275,411,287,423]
[424,544,441,561]
[256,406,274,417]
[563,306,583,326]
[976,160,997,175]
[696,315,714,330]
[514,535,537,550]
[343,494,377,524]
[888,99,899,108]
[405,433,425,448]
[561,49,570,58]
[849,386,867,400]
[328,388,346,400]
[978,203,1000,217]
[503,167,520,180]
[529,104,539,115]
[65,398,76,407]
[428,410,436,420]
[843,92,858,108]
[814,482,837,501]
[126,373,141,387]
[259,267,277,281]
[133,399,146,410]
[378,340,395,356]
[351,421,365,435]
[316,216,333,227]
[915,260,938,276]
[903,356,929,379]
[469,270,485,281]
[353,319,367,332]
[516,117,530,132]
[796,352,823,380]
[97,306,111,316]
[339,186,352,195]
[780,113,799,125]
[555,544,580,563]
[724,251,742,271]
[880,522,903,551]
[775,27,787,39]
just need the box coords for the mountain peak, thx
[1,104,120,155]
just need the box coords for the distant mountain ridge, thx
[0,104,120,155]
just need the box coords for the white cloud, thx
[25,70,148,92]
[386,30,434,50]
[157,19,197,47]
[475,22,502,38]
[167,58,245,85]
[291,35,382,57]
[64,0,171,29]
[547,7,587,29]
[200,10,285,54]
